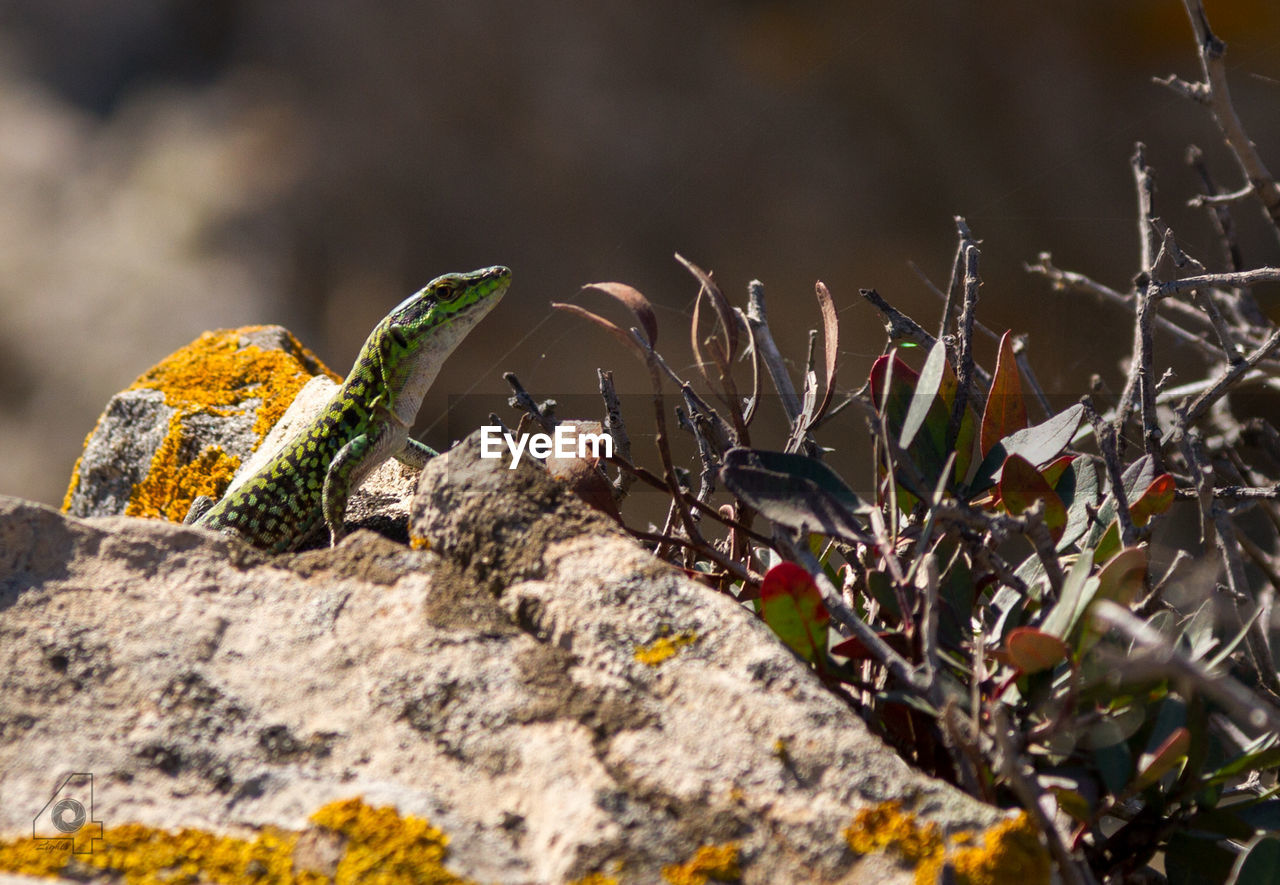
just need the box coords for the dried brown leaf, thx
[580,282,658,349]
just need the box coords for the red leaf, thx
[1040,454,1077,490]
[1133,727,1191,791]
[1006,627,1070,674]
[980,331,1028,455]
[759,562,831,666]
[1130,474,1175,527]
[831,631,912,661]
[998,453,1068,542]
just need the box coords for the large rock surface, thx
[0,437,1012,883]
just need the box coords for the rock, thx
[61,326,418,547]
[0,434,1034,883]
[62,325,336,523]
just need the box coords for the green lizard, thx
[185,265,510,552]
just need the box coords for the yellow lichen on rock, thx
[569,872,620,885]
[844,801,1050,885]
[127,326,336,522]
[126,411,243,521]
[0,797,468,884]
[62,324,338,521]
[843,801,944,867]
[634,630,699,667]
[308,796,470,885]
[945,814,1051,885]
[660,841,741,884]
[128,326,335,440]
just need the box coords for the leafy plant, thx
[503,4,1280,881]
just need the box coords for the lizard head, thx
[387,265,511,344]
[372,265,511,411]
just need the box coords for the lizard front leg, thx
[322,433,373,546]
[394,438,438,469]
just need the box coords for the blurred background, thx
[1,0,1278,507]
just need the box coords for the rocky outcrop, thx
[0,435,1029,883]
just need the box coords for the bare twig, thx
[949,242,982,449]
[939,216,973,340]
[1173,484,1280,502]
[1026,253,1223,359]
[1083,397,1139,547]
[597,369,634,497]
[1156,267,1280,298]
[1211,505,1280,697]
[1012,336,1054,420]
[1186,146,1259,327]
[860,287,937,350]
[1167,0,1280,239]
[991,706,1094,885]
[1181,327,1280,425]
[745,279,804,425]
[504,372,557,434]
[1114,145,1162,466]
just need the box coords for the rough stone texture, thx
[0,435,1012,883]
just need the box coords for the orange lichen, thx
[308,796,468,884]
[945,814,1051,885]
[80,325,335,521]
[661,842,741,884]
[844,801,944,867]
[130,326,336,438]
[61,455,83,512]
[844,802,1049,885]
[634,630,699,667]
[0,797,468,884]
[125,411,243,521]
[569,872,620,885]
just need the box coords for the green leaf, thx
[1093,741,1133,795]
[1165,833,1239,885]
[721,448,868,544]
[1041,552,1096,641]
[1056,458,1098,551]
[1039,454,1076,489]
[967,403,1084,496]
[1235,799,1280,834]
[1095,547,1147,608]
[1086,455,1157,549]
[1234,836,1280,885]
[980,331,1028,455]
[1204,740,1280,787]
[871,350,975,505]
[759,562,830,667]
[870,353,918,436]
[998,453,1068,542]
[900,337,947,450]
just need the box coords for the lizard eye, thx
[389,326,409,348]
[436,281,459,301]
